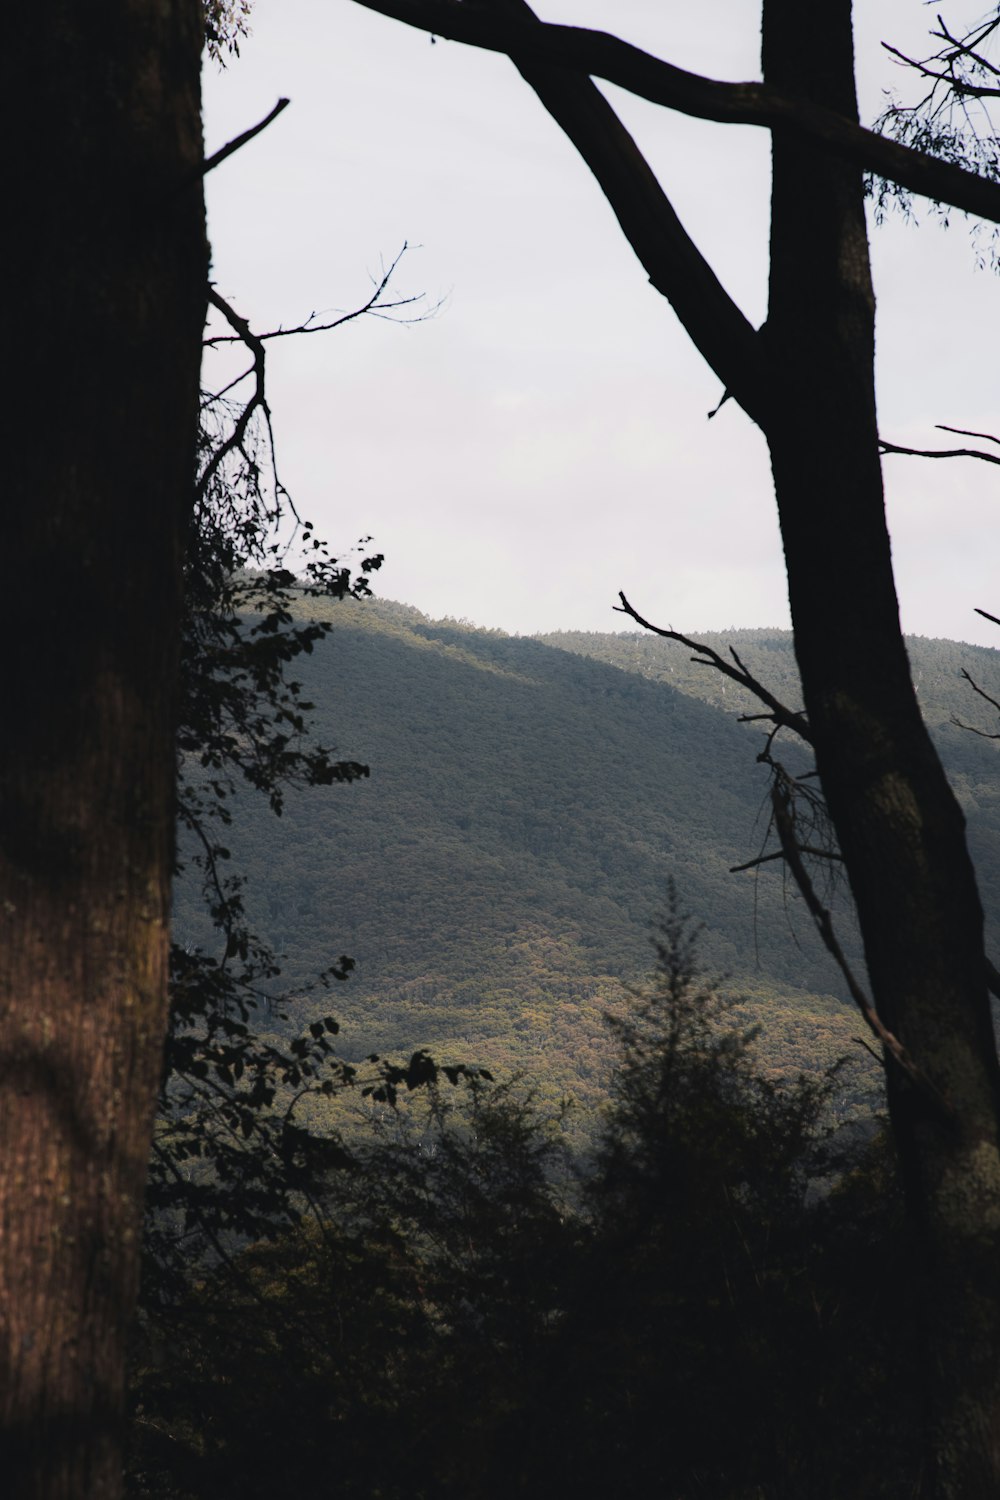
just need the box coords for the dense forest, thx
[129,597,1000,1498]
[172,596,1000,1119]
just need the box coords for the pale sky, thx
[201,1,999,646]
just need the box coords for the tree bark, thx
[762,2,1000,1493]
[1,4,207,1496]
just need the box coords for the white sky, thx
[202,1,999,645]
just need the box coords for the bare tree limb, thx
[615,592,812,745]
[881,41,1000,98]
[730,845,843,874]
[880,439,1000,466]
[351,0,1000,224]
[939,425,1000,447]
[199,287,271,506]
[952,667,1000,740]
[202,244,430,349]
[201,98,291,178]
[959,667,1000,719]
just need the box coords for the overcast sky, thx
[201,1,999,645]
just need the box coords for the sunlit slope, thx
[174,599,1000,1103]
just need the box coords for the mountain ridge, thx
[173,596,1000,1117]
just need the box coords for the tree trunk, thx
[1,5,206,1496]
[762,2,1000,1493]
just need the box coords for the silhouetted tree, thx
[346,6,1000,1488]
[2,7,206,1496]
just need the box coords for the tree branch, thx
[880,422,1000,466]
[880,439,1000,466]
[615,592,812,745]
[881,41,1000,99]
[951,667,1000,740]
[939,424,1000,447]
[202,244,429,349]
[199,287,270,503]
[351,0,1000,224]
[360,0,771,422]
[201,98,291,178]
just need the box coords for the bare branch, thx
[615,592,812,745]
[952,667,1000,739]
[881,41,1000,98]
[938,424,1000,447]
[960,667,1000,718]
[198,288,270,503]
[351,0,1000,224]
[879,438,1000,466]
[201,98,291,179]
[929,13,1000,82]
[730,845,842,874]
[202,245,430,350]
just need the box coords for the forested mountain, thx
[173,598,1000,1114]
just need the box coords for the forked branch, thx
[615,592,812,745]
[881,424,1000,466]
[351,0,1000,224]
[202,244,430,351]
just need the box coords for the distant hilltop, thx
[174,595,1000,1115]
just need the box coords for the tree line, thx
[130,887,920,1500]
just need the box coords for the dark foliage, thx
[129,892,924,1500]
[141,268,487,1323]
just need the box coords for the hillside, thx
[173,598,1000,1114]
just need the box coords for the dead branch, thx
[199,287,269,504]
[880,437,1000,466]
[881,41,1000,98]
[730,845,843,874]
[939,424,1000,447]
[615,592,812,745]
[201,98,291,179]
[202,244,431,350]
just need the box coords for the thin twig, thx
[881,41,1000,97]
[938,424,1000,447]
[879,439,1000,466]
[202,246,429,351]
[730,845,843,874]
[959,667,1000,718]
[199,287,268,502]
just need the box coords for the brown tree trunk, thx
[1,5,206,1496]
[762,3,1000,1493]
